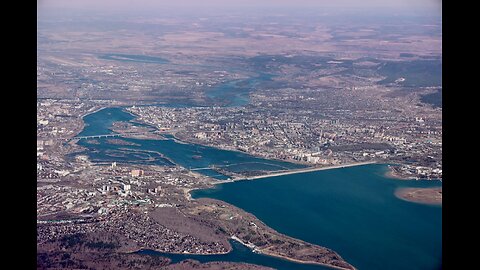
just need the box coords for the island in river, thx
[395,187,442,205]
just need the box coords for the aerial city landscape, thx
[37,1,442,270]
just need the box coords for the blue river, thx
[98,53,170,64]
[75,107,305,180]
[193,164,442,270]
[75,107,442,270]
[138,239,332,270]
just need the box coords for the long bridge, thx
[190,167,212,171]
[73,132,147,140]
[213,160,378,184]
[188,161,290,172]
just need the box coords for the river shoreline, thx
[394,187,442,205]
[171,131,313,167]
[258,249,355,270]
[127,238,354,270]
[384,166,417,180]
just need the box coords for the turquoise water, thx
[75,107,305,179]
[192,164,442,270]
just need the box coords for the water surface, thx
[99,53,169,64]
[193,164,442,270]
[76,107,305,180]
[138,240,332,270]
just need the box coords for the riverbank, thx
[183,188,356,270]
[258,249,355,270]
[126,246,231,257]
[172,131,312,167]
[230,216,356,270]
[384,165,417,180]
[231,235,355,270]
[394,187,442,205]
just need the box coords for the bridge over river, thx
[73,132,148,140]
[213,161,378,184]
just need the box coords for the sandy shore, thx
[395,187,442,205]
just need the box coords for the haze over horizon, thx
[38,0,442,18]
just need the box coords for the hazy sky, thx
[38,0,441,13]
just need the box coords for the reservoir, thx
[192,164,442,270]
